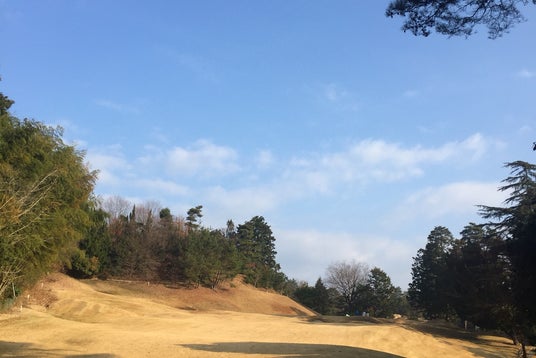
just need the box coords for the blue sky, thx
[1,1,535,288]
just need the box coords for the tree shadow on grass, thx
[400,321,517,358]
[0,341,117,358]
[181,341,403,357]
[300,315,385,326]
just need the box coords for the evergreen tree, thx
[236,216,280,288]
[366,268,397,318]
[408,226,455,319]
[68,202,112,278]
[479,161,536,353]
[182,228,239,288]
[185,205,203,231]
[446,223,515,336]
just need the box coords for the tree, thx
[182,228,239,288]
[365,268,397,318]
[0,83,14,116]
[186,205,203,231]
[293,278,331,314]
[386,0,535,39]
[408,226,455,319]
[236,216,280,288]
[479,161,536,355]
[67,202,112,278]
[446,224,515,334]
[325,260,370,314]
[0,90,97,301]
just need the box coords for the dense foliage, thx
[0,90,97,302]
[69,201,284,291]
[408,161,536,357]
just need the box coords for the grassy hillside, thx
[0,273,524,357]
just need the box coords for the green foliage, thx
[363,268,397,318]
[408,226,455,319]
[182,228,239,288]
[409,162,536,355]
[185,205,203,231]
[0,90,97,301]
[67,203,112,278]
[446,223,514,331]
[236,216,281,288]
[479,161,536,348]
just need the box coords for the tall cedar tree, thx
[479,161,536,354]
[408,226,455,319]
[236,216,280,288]
[446,223,516,339]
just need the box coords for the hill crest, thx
[24,273,316,319]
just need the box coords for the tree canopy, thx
[386,0,535,38]
[0,91,97,300]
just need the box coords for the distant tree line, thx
[69,199,286,291]
[288,261,410,317]
[408,161,536,358]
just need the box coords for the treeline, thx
[70,200,285,291]
[288,263,410,317]
[407,161,536,357]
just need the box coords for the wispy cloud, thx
[255,150,275,169]
[95,99,141,115]
[403,89,419,98]
[321,83,360,111]
[139,139,239,178]
[89,133,500,232]
[390,181,507,224]
[516,68,535,79]
[276,229,414,287]
[135,179,190,196]
[285,133,495,192]
[86,145,132,186]
[175,53,219,83]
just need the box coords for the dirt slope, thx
[0,273,521,357]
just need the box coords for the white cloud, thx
[276,229,414,288]
[284,133,495,191]
[86,146,131,186]
[95,99,140,115]
[516,69,535,79]
[255,150,274,169]
[321,83,360,111]
[165,139,239,177]
[134,179,190,196]
[391,181,507,224]
[204,185,280,219]
[403,89,419,98]
[88,134,501,242]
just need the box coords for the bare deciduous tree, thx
[325,260,370,313]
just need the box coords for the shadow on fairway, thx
[0,341,117,358]
[181,341,403,357]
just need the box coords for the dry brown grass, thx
[0,273,523,357]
